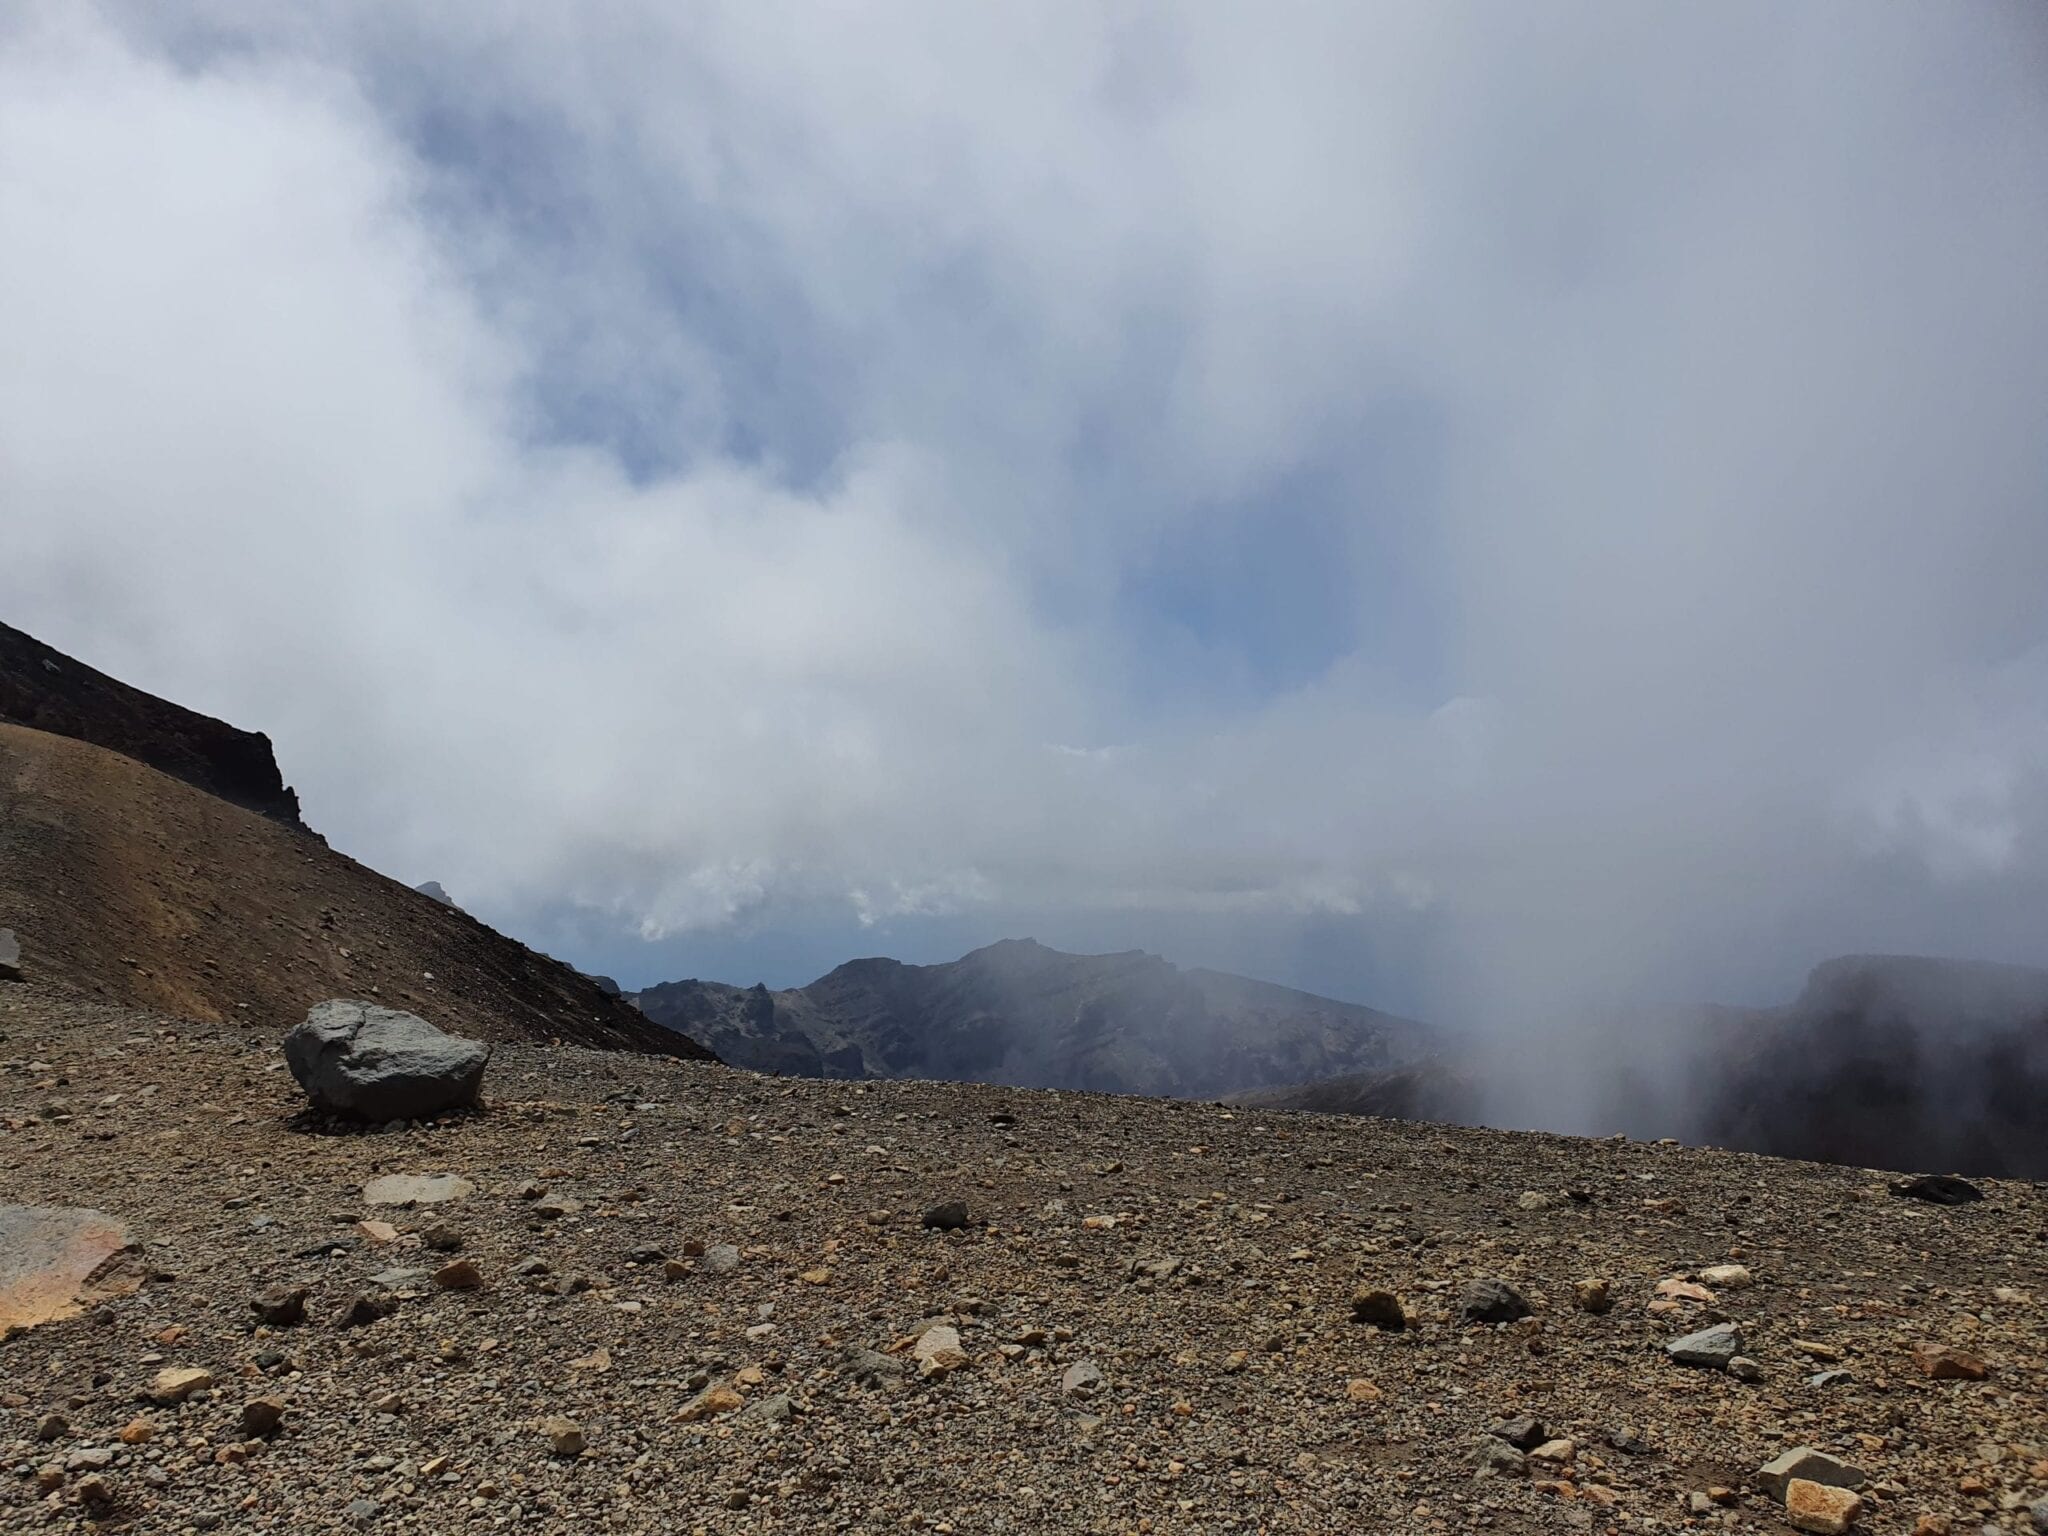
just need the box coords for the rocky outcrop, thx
[0,620,308,830]
[283,999,489,1120]
[0,929,19,983]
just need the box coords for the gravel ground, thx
[2,983,2044,1535]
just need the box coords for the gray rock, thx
[1807,1368,1853,1388]
[1469,1438,1527,1479]
[1666,1322,1742,1369]
[2028,1497,2048,1532]
[1458,1278,1532,1325]
[843,1347,907,1388]
[0,928,20,982]
[702,1243,742,1275]
[414,880,456,907]
[1756,1446,1866,1500]
[285,1000,487,1122]
[1490,1415,1546,1450]
[1727,1354,1765,1382]
[921,1200,973,1231]
[1061,1359,1104,1396]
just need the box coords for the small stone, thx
[662,1258,690,1281]
[432,1259,483,1291]
[1785,1478,1864,1533]
[1700,1263,1753,1288]
[1666,1322,1741,1369]
[35,1412,67,1441]
[76,1474,114,1505]
[150,1366,215,1404]
[251,1286,308,1326]
[1758,1448,1867,1500]
[702,1244,741,1275]
[1061,1359,1104,1396]
[914,1323,970,1375]
[1469,1439,1527,1479]
[118,1417,156,1444]
[1344,1378,1382,1403]
[1655,1276,1715,1303]
[1458,1278,1532,1325]
[1491,1416,1547,1450]
[677,1383,745,1422]
[356,1220,399,1243]
[742,1392,794,1425]
[421,1225,463,1252]
[799,1267,831,1286]
[1574,1278,1614,1314]
[1728,1355,1765,1382]
[921,1201,973,1230]
[345,1496,380,1526]
[542,1416,586,1456]
[1350,1286,1408,1329]
[34,1465,64,1493]
[333,1294,396,1329]
[1515,1190,1554,1211]
[1530,1438,1576,1463]
[1911,1342,1988,1380]
[242,1397,286,1438]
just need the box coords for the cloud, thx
[3,1,2047,1054]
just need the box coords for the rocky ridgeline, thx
[1,984,2044,1533]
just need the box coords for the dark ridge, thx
[0,619,309,831]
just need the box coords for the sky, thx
[4,2,2047,1039]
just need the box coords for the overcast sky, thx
[4,2,2047,1026]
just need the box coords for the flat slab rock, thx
[362,1174,474,1207]
[0,1205,141,1337]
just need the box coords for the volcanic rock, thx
[285,1000,488,1121]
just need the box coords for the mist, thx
[4,2,2047,1133]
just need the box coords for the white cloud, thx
[3,0,2047,1039]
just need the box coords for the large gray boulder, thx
[284,1000,488,1120]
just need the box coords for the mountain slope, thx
[0,720,707,1057]
[0,620,308,830]
[634,937,1432,1096]
[1699,953,2048,1178]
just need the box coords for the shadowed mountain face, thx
[0,620,308,830]
[1698,954,2048,1179]
[633,937,1434,1098]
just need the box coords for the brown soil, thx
[0,722,703,1058]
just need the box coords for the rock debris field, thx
[2,983,2044,1535]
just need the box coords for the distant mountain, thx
[0,619,308,831]
[1699,953,2048,1178]
[632,937,1433,1098]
